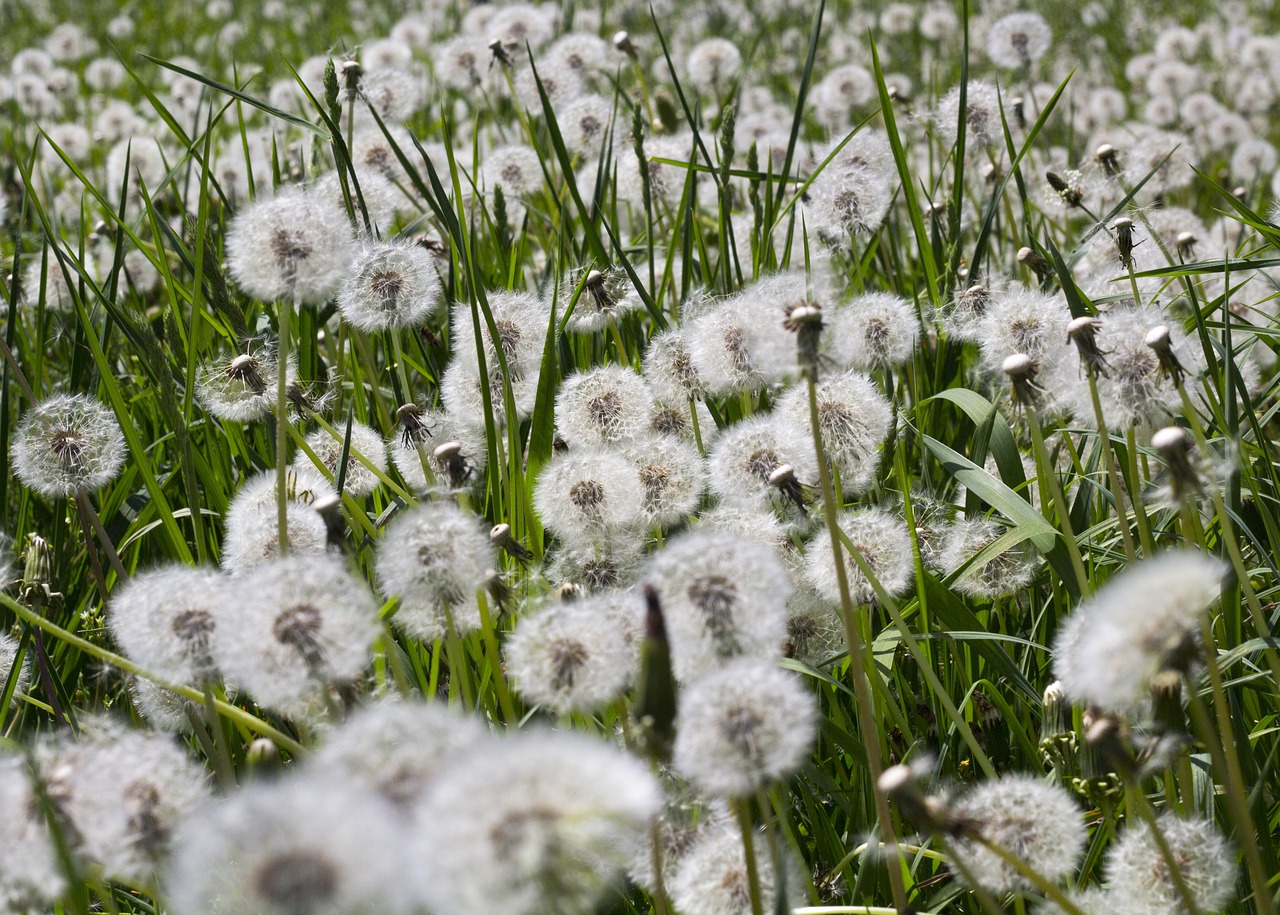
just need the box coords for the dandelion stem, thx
[804,368,911,914]
[475,588,517,724]
[75,492,128,584]
[733,796,765,915]
[1084,371,1137,561]
[275,296,293,558]
[1123,424,1156,554]
[1025,405,1090,597]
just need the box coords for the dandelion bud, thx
[1009,95,1025,128]
[1175,230,1197,259]
[1046,170,1084,208]
[1152,425,1203,504]
[879,763,946,832]
[1111,216,1138,270]
[782,300,824,378]
[612,30,636,57]
[1016,245,1053,280]
[1095,143,1121,175]
[313,491,345,549]
[1001,352,1041,406]
[245,736,282,777]
[487,37,513,67]
[338,58,362,92]
[1144,324,1187,385]
[981,162,998,183]
[1066,314,1110,377]
[1149,668,1186,737]
[489,523,533,563]
[767,462,808,510]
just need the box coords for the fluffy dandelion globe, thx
[1104,815,1235,913]
[414,730,661,915]
[298,419,388,498]
[337,238,442,331]
[668,817,809,915]
[166,775,419,915]
[0,753,67,910]
[505,591,638,713]
[533,447,645,545]
[673,657,817,796]
[224,185,356,305]
[947,774,1086,895]
[804,507,915,606]
[556,364,653,447]
[985,12,1052,69]
[375,500,496,643]
[1052,549,1225,712]
[196,345,293,423]
[218,554,380,720]
[641,530,791,681]
[13,393,126,498]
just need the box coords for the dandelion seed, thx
[219,555,380,720]
[668,816,809,915]
[415,731,661,915]
[506,591,638,713]
[376,501,496,643]
[1104,815,1235,914]
[674,657,816,796]
[167,775,418,915]
[947,774,1086,895]
[299,420,388,498]
[13,393,126,498]
[36,720,209,885]
[337,239,442,331]
[642,531,790,681]
[804,507,914,606]
[1052,549,1224,712]
[311,697,486,806]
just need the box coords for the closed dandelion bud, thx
[1002,352,1042,407]
[377,502,495,643]
[299,420,388,498]
[613,29,637,57]
[1052,549,1225,713]
[337,239,442,331]
[1039,680,1078,773]
[668,817,808,915]
[641,531,790,681]
[108,565,234,687]
[1104,816,1235,914]
[0,754,67,909]
[1149,668,1186,737]
[1111,216,1138,270]
[534,448,645,545]
[13,393,126,498]
[220,555,380,720]
[946,774,1087,895]
[166,775,418,915]
[782,301,824,378]
[1046,170,1085,208]
[225,185,356,305]
[1151,425,1202,503]
[1095,143,1122,176]
[507,591,637,713]
[415,731,661,915]
[556,364,653,448]
[1066,315,1110,377]
[632,585,679,763]
[490,522,533,563]
[804,507,914,606]
[310,698,485,806]
[36,720,209,885]
[1017,245,1054,280]
[673,657,817,796]
[1144,323,1188,386]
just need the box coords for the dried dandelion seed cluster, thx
[12,394,126,498]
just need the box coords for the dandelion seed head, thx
[674,657,816,796]
[559,94,615,156]
[829,292,919,370]
[338,239,442,331]
[642,530,790,681]
[556,364,653,448]
[534,448,645,545]
[625,433,708,529]
[948,774,1086,895]
[687,38,741,94]
[774,372,891,497]
[985,12,1052,69]
[0,753,66,910]
[1104,816,1235,914]
[1053,549,1225,712]
[377,501,495,643]
[669,816,809,915]
[941,518,1038,599]
[13,394,126,498]
[220,555,379,720]
[804,507,914,606]
[934,79,1004,150]
[299,420,388,498]
[221,469,333,575]
[416,731,660,915]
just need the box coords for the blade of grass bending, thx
[870,38,940,308]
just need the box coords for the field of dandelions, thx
[5,0,1280,912]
